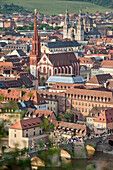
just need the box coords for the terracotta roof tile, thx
[9,117,43,130]
[94,108,113,123]
[87,74,112,85]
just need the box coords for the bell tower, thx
[30,9,41,78]
[76,9,84,41]
[63,9,70,39]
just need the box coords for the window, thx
[89,103,90,106]
[67,101,69,104]
[85,109,87,113]
[82,102,84,106]
[26,133,28,137]
[34,132,35,136]
[14,134,16,138]
[85,103,87,106]
[79,102,81,106]
[76,102,77,105]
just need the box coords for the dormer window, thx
[37,122,40,124]
[23,125,27,127]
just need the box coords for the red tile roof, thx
[0,89,47,105]
[101,60,113,68]
[87,74,112,85]
[9,117,43,130]
[94,108,113,123]
[79,57,96,64]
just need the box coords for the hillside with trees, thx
[66,0,113,9]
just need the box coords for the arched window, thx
[43,67,46,73]
[49,69,51,76]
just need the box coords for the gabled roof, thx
[94,108,113,123]
[101,60,113,68]
[0,62,13,69]
[53,121,88,136]
[46,40,80,48]
[16,49,27,56]
[79,57,96,64]
[9,117,43,130]
[87,74,112,85]
[48,52,77,66]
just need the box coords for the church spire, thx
[30,9,41,58]
[64,8,69,24]
[30,9,41,79]
[78,8,83,25]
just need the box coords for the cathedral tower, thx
[76,9,84,41]
[30,9,41,78]
[63,9,70,39]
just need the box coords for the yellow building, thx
[0,102,22,130]
[9,117,48,149]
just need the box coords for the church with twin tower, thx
[63,9,100,41]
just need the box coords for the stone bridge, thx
[85,135,113,150]
[29,142,87,160]
[102,135,113,146]
[85,137,103,148]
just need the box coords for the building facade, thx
[9,117,48,149]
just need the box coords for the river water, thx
[71,151,113,170]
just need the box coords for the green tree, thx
[26,67,30,73]
[64,109,74,123]
[39,117,54,133]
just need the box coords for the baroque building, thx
[63,9,101,41]
[30,11,80,86]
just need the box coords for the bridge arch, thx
[109,140,113,146]
[31,156,45,169]
[60,149,71,159]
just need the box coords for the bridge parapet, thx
[60,142,87,159]
[85,137,103,148]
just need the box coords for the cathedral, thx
[30,12,80,85]
[63,9,101,41]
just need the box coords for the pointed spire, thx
[30,9,41,58]
[65,8,69,24]
[78,8,83,25]
[79,8,82,17]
